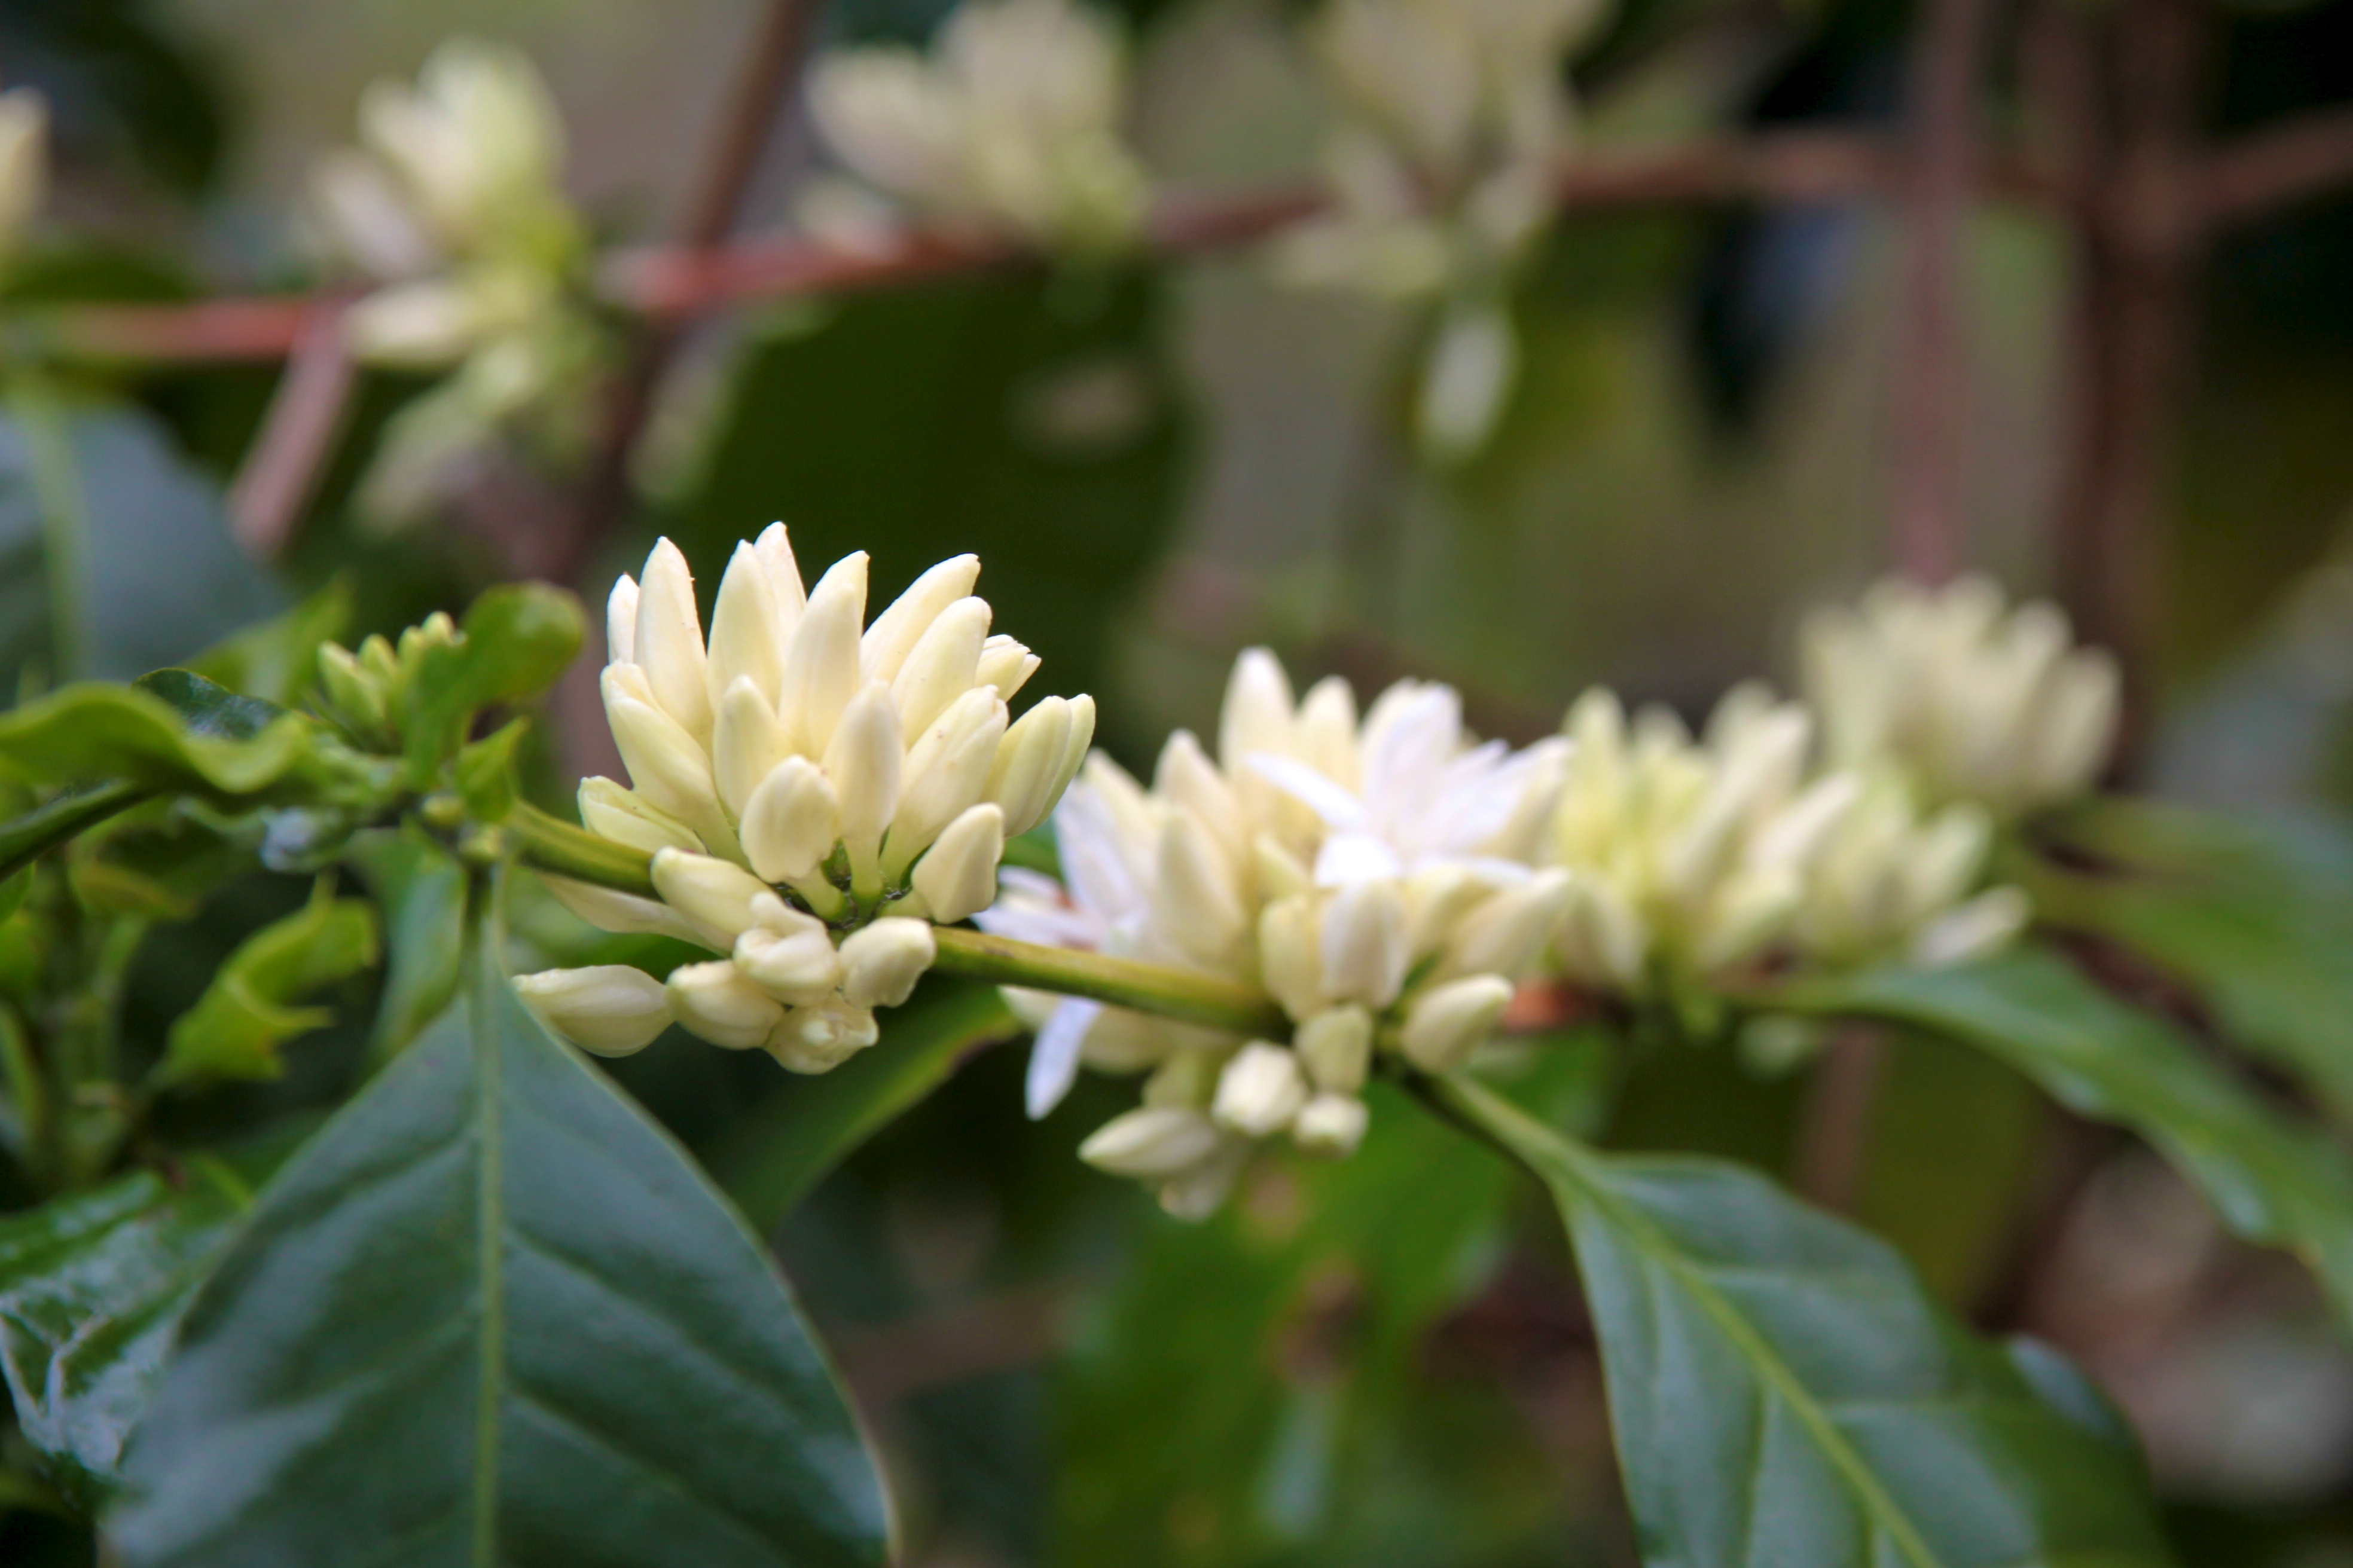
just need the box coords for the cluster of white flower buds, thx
[0,88,47,268]
[1801,573,2122,817]
[515,528,1094,1071]
[805,0,1149,256]
[311,41,602,522]
[1542,683,2030,998]
[983,651,1570,1217]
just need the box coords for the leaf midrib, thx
[1452,1078,1946,1568]
[470,933,505,1568]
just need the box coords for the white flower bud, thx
[752,522,807,631]
[1254,835,1314,901]
[768,998,880,1073]
[1448,869,1572,979]
[733,897,843,1004]
[741,756,841,884]
[1292,1093,1369,1159]
[1320,879,1409,1007]
[976,634,1040,699]
[1559,876,1647,988]
[913,803,1006,924]
[601,668,734,856]
[1158,1141,1250,1221]
[987,697,1075,838]
[1153,812,1246,966]
[514,966,673,1056]
[666,960,786,1050]
[1402,864,1487,956]
[1258,894,1325,1022]
[1079,1105,1223,1179]
[705,541,788,711]
[1295,1005,1372,1095]
[1911,886,2031,969]
[1211,1042,1310,1139]
[892,595,991,736]
[605,573,639,665]
[712,676,789,820]
[633,538,713,744]
[1296,677,1359,787]
[578,777,700,857]
[1400,974,1513,1072]
[651,848,773,950]
[862,554,981,684]
[825,682,904,879]
[780,552,868,757]
[890,687,1008,870]
[839,917,936,1008]
[541,876,704,946]
[1219,649,1295,774]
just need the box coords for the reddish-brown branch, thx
[2196,103,2353,231]
[227,298,357,558]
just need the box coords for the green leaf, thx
[184,583,353,707]
[155,885,380,1087]
[453,720,527,825]
[1781,949,2353,1326]
[402,583,585,775]
[1435,1074,2176,1568]
[0,1167,248,1512]
[2025,798,2353,1119]
[0,781,149,886]
[0,675,327,801]
[712,980,1022,1233]
[110,876,892,1567]
[350,827,469,1062]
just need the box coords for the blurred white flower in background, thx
[515,531,1094,1072]
[0,88,48,268]
[1276,0,1610,460]
[987,647,1569,1218]
[806,0,1150,256]
[1802,573,2121,817]
[311,40,605,525]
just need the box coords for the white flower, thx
[531,532,1092,1069]
[0,89,48,264]
[808,0,1149,254]
[1801,574,2120,816]
[1789,785,2028,971]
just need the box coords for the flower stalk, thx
[505,799,1290,1038]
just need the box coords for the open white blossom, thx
[988,647,1567,1218]
[313,40,603,524]
[519,531,1093,1072]
[1275,0,1610,457]
[1801,573,2120,817]
[0,89,47,265]
[806,0,1149,255]
[1543,682,2030,1000]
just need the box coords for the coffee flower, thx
[313,40,605,524]
[994,649,1568,1218]
[518,531,1093,1072]
[1800,574,2120,817]
[805,0,1149,256]
[1275,0,1609,456]
[1789,784,2030,971]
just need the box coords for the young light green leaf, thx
[2025,799,2353,1119]
[350,827,469,1062]
[402,582,585,774]
[711,981,1022,1232]
[0,1167,248,1512]
[1780,948,2353,1327]
[154,887,380,1087]
[184,582,353,707]
[1434,1075,2175,1568]
[0,671,331,802]
[111,878,891,1567]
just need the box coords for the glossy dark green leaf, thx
[350,828,469,1062]
[402,583,585,774]
[1439,1075,2176,1568]
[154,885,380,1087]
[2025,798,2353,1118]
[184,583,353,707]
[110,883,891,1567]
[1782,949,2353,1326]
[713,980,1022,1233]
[0,1168,248,1512]
[0,680,326,802]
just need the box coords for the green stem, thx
[11,375,90,681]
[506,801,1292,1039]
[0,780,151,884]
